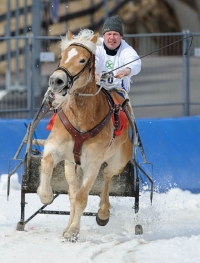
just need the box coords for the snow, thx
[1,173,200,263]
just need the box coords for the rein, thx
[103,35,193,77]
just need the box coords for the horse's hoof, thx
[96,215,109,226]
[63,229,79,242]
[37,189,54,205]
[39,195,54,205]
[64,236,78,243]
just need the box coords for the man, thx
[95,15,141,93]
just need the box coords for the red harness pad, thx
[46,101,128,136]
[46,113,57,130]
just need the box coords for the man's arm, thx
[115,68,131,79]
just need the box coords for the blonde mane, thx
[60,29,102,54]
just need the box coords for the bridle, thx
[56,43,93,96]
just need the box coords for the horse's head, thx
[49,30,100,96]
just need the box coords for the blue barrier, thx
[136,116,200,193]
[1,116,200,193]
[0,119,50,177]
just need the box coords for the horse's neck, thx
[73,81,97,110]
[63,82,108,131]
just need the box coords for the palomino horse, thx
[37,29,133,241]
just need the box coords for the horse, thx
[37,29,133,241]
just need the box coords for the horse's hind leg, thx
[37,151,54,205]
[96,170,112,226]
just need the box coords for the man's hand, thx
[95,73,108,84]
[115,68,131,79]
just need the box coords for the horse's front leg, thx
[63,163,101,240]
[62,163,80,239]
[37,150,55,205]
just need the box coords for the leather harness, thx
[57,87,121,165]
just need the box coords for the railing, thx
[123,31,200,117]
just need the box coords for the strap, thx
[101,87,121,131]
[58,107,113,165]
[101,87,115,109]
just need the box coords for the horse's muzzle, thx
[49,71,67,93]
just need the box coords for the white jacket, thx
[95,38,141,92]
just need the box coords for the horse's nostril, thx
[56,79,64,86]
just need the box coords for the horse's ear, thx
[67,30,73,40]
[91,33,99,44]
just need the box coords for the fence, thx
[124,31,200,118]
[0,31,200,119]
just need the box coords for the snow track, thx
[1,174,200,263]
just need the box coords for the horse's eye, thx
[80,59,85,63]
